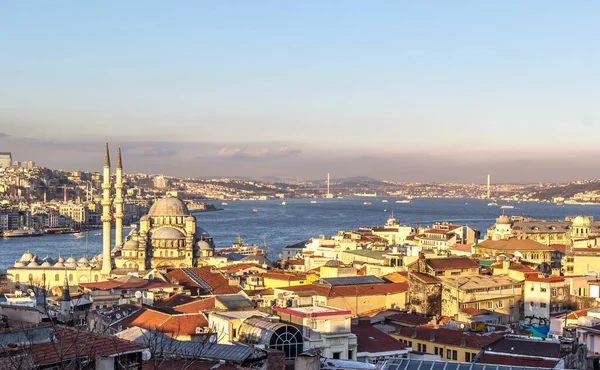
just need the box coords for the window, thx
[422,344,427,353]
[418,343,422,352]
[348,350,353,360]
[498,300,504,308]
[476,302,481,310]
[434,347,439,355]
[232,328,237,338]
[333,352,341,360]
[509,299,515,308]
[541,303,547,308]
[452,350,457,360]
[408,341,412,347]
[68,274,73,282]
[466,352,471,362]
[447,349,451,359]
[540,287,547,292]
[55,274,60,282]
[487,301,493,309]
[551,288,557,297]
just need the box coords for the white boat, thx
[500,205,514,209]
[281,201,286,205]
[382,200,388,203]
[487,202,498,206]
[310,200,317,204]
[396,200,411,204]
[222,202,228,206]
[3,229,44,238]
[363,202,372,205]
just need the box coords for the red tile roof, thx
[31,326,147,367]
[278,282,408,298]
[154,294,197,309]
[113,307,208,338]
[352,320,408,354]
[426,256,480,270]
[409,271,440,284]
[81,277,180,291]
[449,244,472,253]
[172,298,216,313]
[477,239,554,251]
[460,307,487,317]
[260,272,305,281]
[166,267,242,295]
[549,244,567,254]
[393,324,505,349]
[476,353,559,368]
[525,275,568,283]
[386,313,432,326]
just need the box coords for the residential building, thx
[475,238,554,266]
[524,275,590,325]
[275,305,358,361]
[0,152,11,168]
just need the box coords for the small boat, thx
[382,200,388,203]
[384,209,387,212]
[281,201,286,205]
[396,200,410,204]
[252,208,258,213]
[222,202,228,206]
[95,232,101,236]
[310,200,317,204]
[500,205,514,209]
[364,202,372,205]
[487,202,498,206]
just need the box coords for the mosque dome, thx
[13,261,26,268]
[497,215,511,225]
[66,257,77,264]
[65,262,77,268]
[57,256,65,263]
[123,239,140,250]
[573,215,592,228]
[54,261,65,268]
[20,251,34,262]
[27,261,39,268]
[148,196,190,217]
[197,240,212,250]
[78,257,90,264]
[41,261,53,267]
[152,227,185,240]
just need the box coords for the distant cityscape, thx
[2,149,600,234]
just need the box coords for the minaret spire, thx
[114,146,124,248]
[101,140,112,276]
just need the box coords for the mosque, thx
[7,142,214,290]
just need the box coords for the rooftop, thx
[438,275,521,291]
[352,319,408,354]
[477,239,555,252]
[425,256,480,270]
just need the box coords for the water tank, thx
[577,316,600,327]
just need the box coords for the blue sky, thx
[0,1,598,182]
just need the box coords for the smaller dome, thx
[65,262,77,268]
[325,259,343,267]
[197,240,212,250]
[573,215,592,228]
[123,240,139,250]
[148,196,190,217]
[20,251,34,262]
[27,261,39,268]
[66,256,77,263]
[78,257,90,264]
[41,261,52,267]
[152,227,185,240]
[57,256,65,263]
[14,261,26,268]
[54,262,65,268]
[496,215,511,225]
[96,254,103,261]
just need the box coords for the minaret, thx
[487,174,491,199]
[114,146,124,247]
[101,141,112,276]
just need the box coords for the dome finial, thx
[104,139,111,167]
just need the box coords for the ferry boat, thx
[3,229,44,238]
[382,200,388,203]
[310,200,317,204]
[215,234,266,256]
[500,205,514,209]
[363,202,372,205]
[487,202,499,206]
[281,201,286,205]
[396,199,411,204]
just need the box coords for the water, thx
[2,197,599,269]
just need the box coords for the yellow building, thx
[260,271,318,288]
[474,238,554,266]
[391,324,504,363]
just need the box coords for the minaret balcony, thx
[101,183,111,190]
[101,200,112,207]
[101,216,112,222]
[114,184,123,190]
[114,212,124,218]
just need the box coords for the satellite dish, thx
[209,334,217,343]
[460,323,465,329]
[134,291,142,299]
[141,350,152,361]
[27,289,35,297]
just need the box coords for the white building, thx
[274,305,358,361]
[524,275,590,324]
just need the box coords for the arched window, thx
[68,274,73,282]
[94,274,99,282]
[15,274,20,281]
[28,274,33,281]
[55,274,60,282]
[169,251,173,257]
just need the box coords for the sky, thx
[0,1,598,183]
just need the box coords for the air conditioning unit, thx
[196,327,204,334]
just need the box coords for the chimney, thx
[430,332,435,342]
[460,334,467,347]
[411,329,417,338]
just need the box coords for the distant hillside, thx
[530,180,600,200]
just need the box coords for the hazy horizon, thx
[1,1,598,183]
